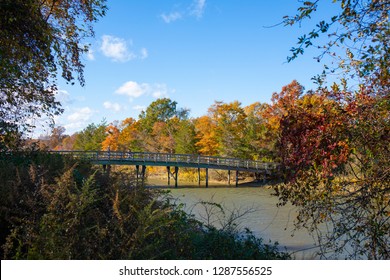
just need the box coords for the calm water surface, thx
[148,178,320,259]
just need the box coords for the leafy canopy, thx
[0,0,107,140]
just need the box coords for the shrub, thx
[1,152,289,260]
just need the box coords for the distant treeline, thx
[36,93,284,162]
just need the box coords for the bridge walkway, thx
[51,151,280,187]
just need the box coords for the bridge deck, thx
[51,151,279,173]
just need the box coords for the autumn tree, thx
[101,123,120,151]
[48,126,67,150]
[0,0,107,147]
[243,102,274,161]
[209,101,248,158]
[275,0,390,259]
[58,133,78,150]
[262,81,304,133]
[117,118,142,152]
[194,116,219,156]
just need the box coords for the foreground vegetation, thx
[0,152,289,259]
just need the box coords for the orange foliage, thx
[101,124,120,151]
[194,116,219,155]
[262,80,304,133]
[117,118,140,151]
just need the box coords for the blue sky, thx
[46,0,337,136]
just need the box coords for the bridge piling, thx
[136,165,139,182]
[205,168,209,188]
[174,166,179,188]
[141,165,146,185]
[103,164,111,175]
[167,166,170,186]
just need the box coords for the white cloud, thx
[190,0,206,19]
[100,35,148,62]
[57,107,95,133]
[115,81,172,101]
[103,101,122,112]
[115,81,149,99]
[140,48,148,59]
[161,12,182,23]
[87,49,95,60]
[100,35,135,62]
[67,107,94,123]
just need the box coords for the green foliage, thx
[0,0,107,137]
[173,119,198,155]
[243,102,276,160]
[0,152,289,260]
[139,98,189,132]
[73,121,107,151]
[284,0,389,87]
[190,228,288,260]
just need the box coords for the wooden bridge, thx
[51,151,280,187]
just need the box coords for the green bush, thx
[0,152,289,260]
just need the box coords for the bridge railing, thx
[51,151,279,171]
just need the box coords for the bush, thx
[0,152,289,260]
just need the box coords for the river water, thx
[147,178,320,259]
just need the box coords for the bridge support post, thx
[167,166,171,186]
[136,165,140,182]
[198,168,201,186]
[228,170,231,185]
[103,164,111,175]
[174,166,179,188]
[205,168,209,188]
[141,165,146,186]
[235,170,239,187]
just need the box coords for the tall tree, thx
[101,123,120,151]
[117,118,142,152]
[276,0,390,259]
[194,116,219,156]
[48,126,67,150]
[139,98,188,132]
[209,101,248,158]
[73,121,106,151]
[138,98,190,152]
[174,119,198,155]
[244,102,274,160]
[0,0,107,143]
